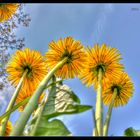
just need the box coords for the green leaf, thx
[124,127,140,136]
[25,77,92,136]
[28,117,71,136]
[43,84,92,119]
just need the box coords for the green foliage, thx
[124,127,140,136]
[25,78,92,136]
[28,117,71,136]
[43,84,92,119]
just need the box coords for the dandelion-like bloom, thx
[45,36,86,79]
[6,48,48,90]
[80,44,124,87]
[16,87,45,112]
[102,72,134,107]
[0,3,19,22]
[0,121,13,136]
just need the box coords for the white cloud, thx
[90,4,114,42]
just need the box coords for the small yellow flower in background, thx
[45,36,86,79]
[80,44,124,88]
[0,3,19,22]
[6,48,48,90]
[16,87,45,112]
[0,121,13,136]
[102,72,134,107]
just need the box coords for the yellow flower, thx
[6,48,48,90]
[0,3,19,22]
[16,87,45,112]
[80,44,124,88]
[102,72,134,107]
[45,36,86,79]
[0,121,13,136]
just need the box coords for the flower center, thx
[111,84,122,96]
[96,63,106,73]
[22,64,32,78]
[91,63,106,76]
[61,49,73,64]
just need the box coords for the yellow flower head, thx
[0,121,13,136]
[80,44,124,88]
[102,72,134,107]
[6,48,48,90]
[0,3,19,22]
[16,87,45,112]
[45,36,86,79]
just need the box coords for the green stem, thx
[0,79,62,122]
[94,68,103,136]
[0,69,28,136]
[10,57,68,136]
[30,98,47,136]
[103,88,117,136]
[0,97,30,122]
[30,76,56,136]
[92,109,99,136]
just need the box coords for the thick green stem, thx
[30,76,56,136]
[10,57,68,136]
[103,88,117,136]
[0,69,28,136]
[30,103,45,136]
[0,79,62,123]
[92,109,99,136]
[94,68,103,136]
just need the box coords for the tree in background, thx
[0,3,31,113]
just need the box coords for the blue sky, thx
[4,3,140,136]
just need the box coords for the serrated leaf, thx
[43,84,92,119]
[124,127,140,136]
[25,77,92,136]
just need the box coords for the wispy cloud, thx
[90,4,114,42]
